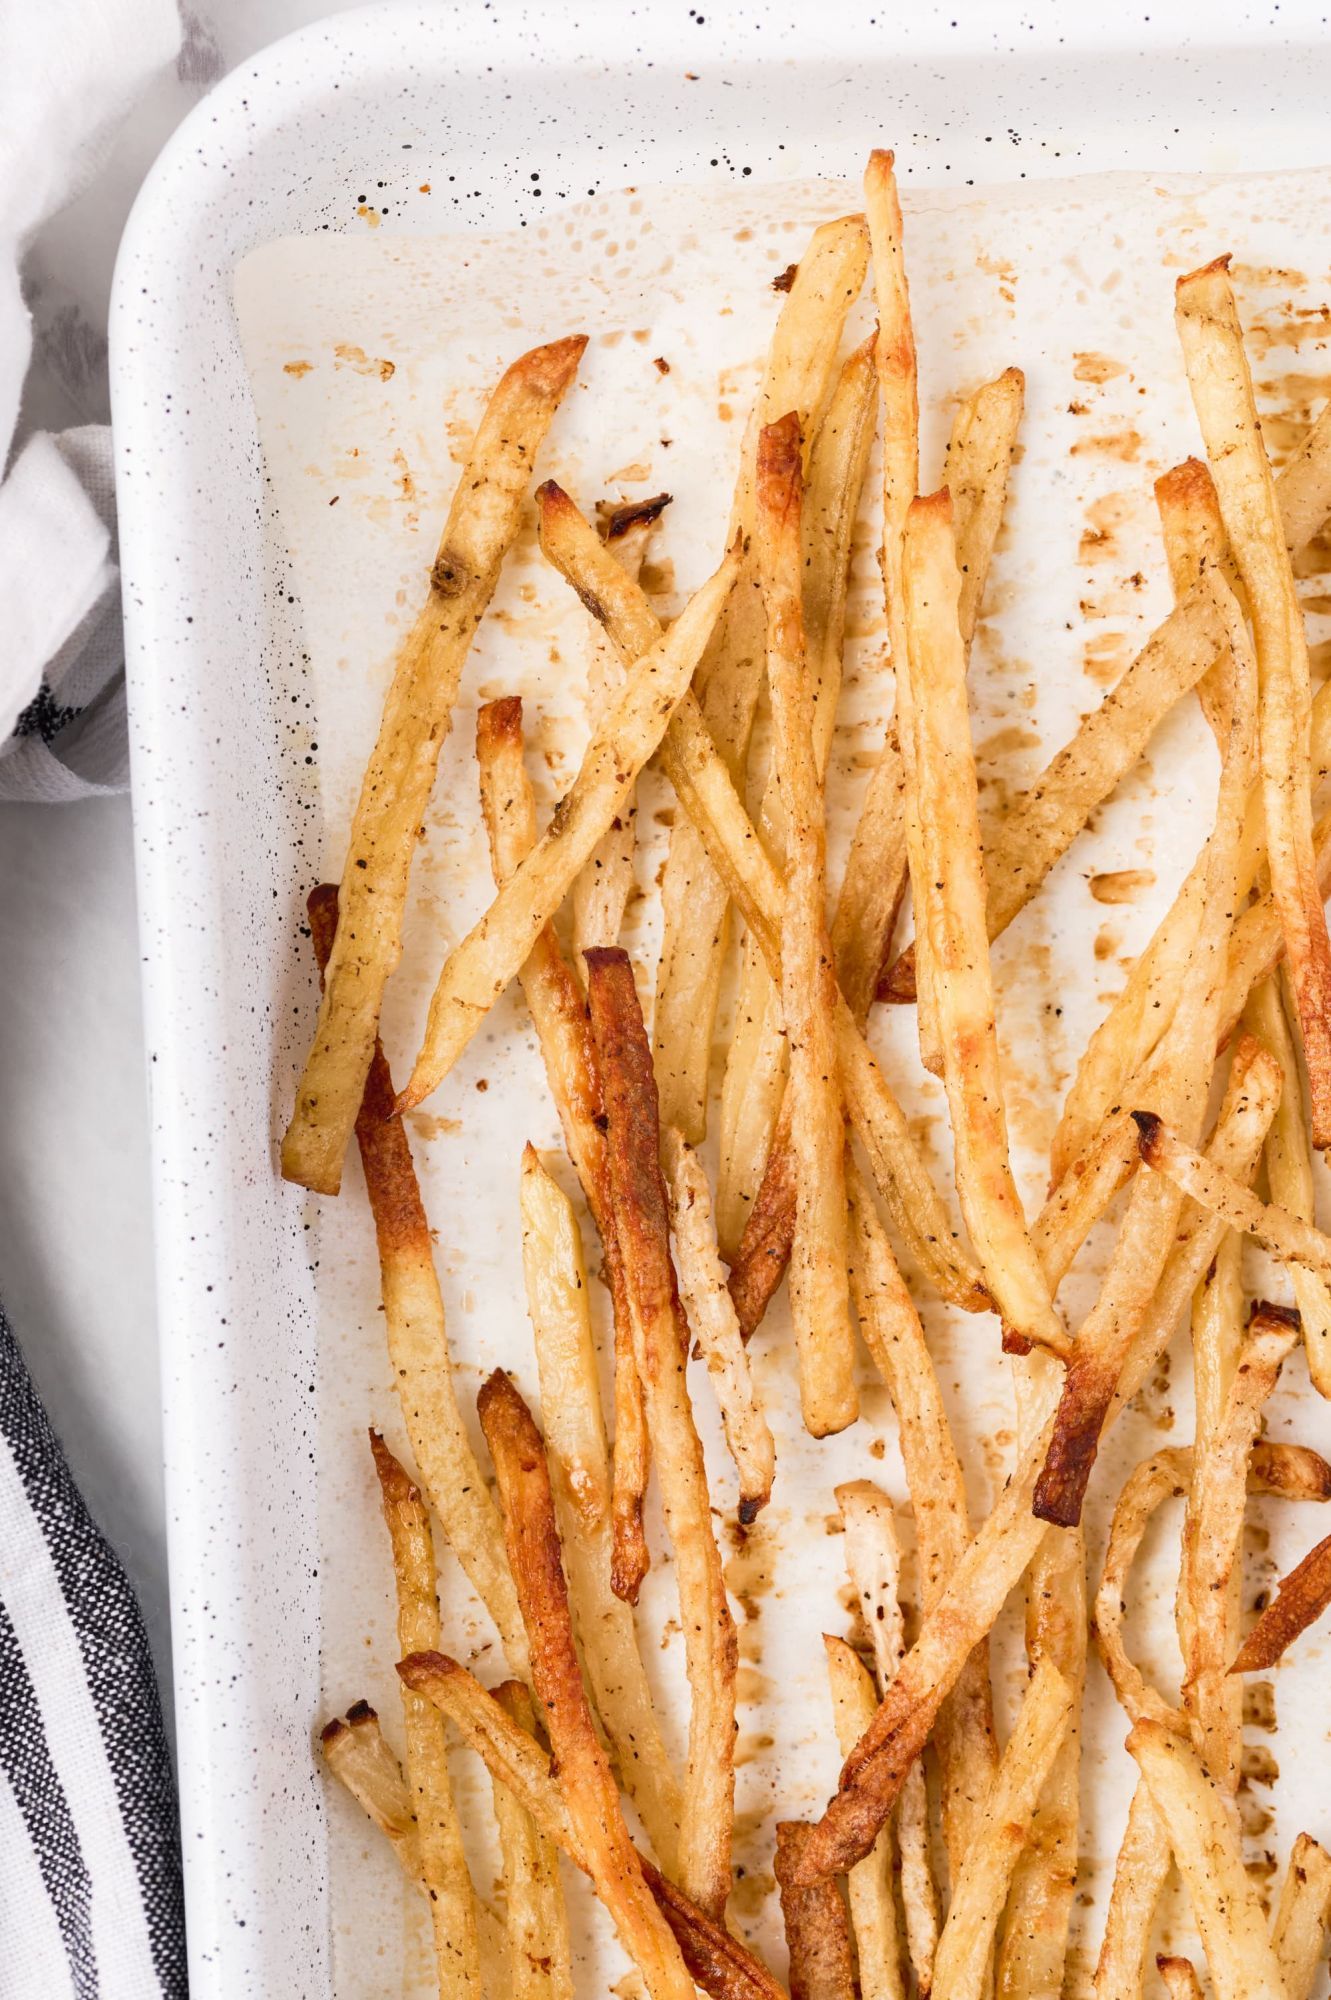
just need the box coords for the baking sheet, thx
[237,166,1331,1996]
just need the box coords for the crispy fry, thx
[370,1432,482,1999]
[585,947,737,1919]
[398,1653,787,2000]
[490,1681,575,2000]
[947,367,1027,648]
[282,336,586,1193]
[1247,970,1331,1395]
[306,887,525,1668]
[900,488,1066,1355]
[1156,1957,1205,2000]
[1156,454,1231,741]
[1177,255,1331,1148]
[320,1701,420,1876]
[929,1659,1073,2000]
[822,1638,907,2000]
[477,1372,695,2000]
[1135,1109,1331,1279]
[836,1482,938,1997]
[401,544,740,1109]
[536,481,985,1311]
[662,1129,775,1521]
[473,699,650,1603]
[1093,1445,1196,1729]
[774,1822,857,2000]
[654,214,870,1142]
[518,1148,682,1869]
[1230,1527,1331,1673]
[1272,1832,1331,2000]
[1091,1782,1170,2000]
[1032,1111,1142,1296]
[1129,1716,1288,2000]
[1220,801,1331,1038]
[757,412,857,1435]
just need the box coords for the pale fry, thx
[477,1371,695,2000]
[1091,1782,1171,2000]
[1180,1232,1245,1791]
[305,888,525,1670]
[774,1822,858,2000]
[401,543,740,1109]
[822,1637,907,2000]
[491,1681,576,2000]
[473,699,649,1602]
[535,481,984,1309]
[900,488,1066,1355]
[1272,1832,1331,2000]
[757,412,857,1436]
[947,366,1027,647]
[282,335,586,1193]
[518,1148,682,1869]
[662,1129,775,1521]
[320,1701,420,1876]
[1135,1108,1331,1280]
[1093,1445,1193,1730]
[836,1482,938,1998]
[1177,255,1331,1147]
[1248,971,1331,1395]
[1129,1716,1288,2000]
[1157,1957,1205,2000]
[585,947,738,1920]
[1230,1527,1331,1674]
[928,1659,1073,2000]
[370,1432,482,1999]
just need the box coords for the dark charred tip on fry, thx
[1249,1299,1302,1332]
[1177,252,1233,292]
[598,491,672,540]
[1002,1323,1034,1356]
[1155,456,1214,506]
[772,261,799,293]
[319,1718,348,1746]
[1130,1109,1164,1161]
[308,882,339,924]
[345,1699,378,1726]
[738,1494,766,1527]
[476,694,524,745]
[876,947,917,1005]
[582,944,632,977]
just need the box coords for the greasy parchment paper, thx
[236,167,1331,1998]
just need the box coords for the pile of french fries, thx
[288,150,1331,1998]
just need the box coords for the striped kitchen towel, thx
[0,1301,186,1999]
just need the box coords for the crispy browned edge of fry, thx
[774,1821,857,2000]
[1229,1526,1331,1674]
[602,492,674,541]
[473,696,650,1605]
[727,1107,797,1339]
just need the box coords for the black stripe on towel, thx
[0,1305,186,1997]
[0,1590,97,1998]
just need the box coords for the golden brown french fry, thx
[1093,1445,1193,1730]
[900,489,1067,1355]
[401,543,740,1110]
[929,1659,1073,2000]
[320,1700,420,1876]
[774,1821,857,2000]
[947,366,1027,648]
[370,1432,482,1999]
[835,1482,938,1997]
[793,1037,1281,1886]
[584,947,737,1919]
[1156,454,1231,739]
[1247,971,1331,1395]
[305,888,525,1670]
[536,480,985,1312]
[662,1129,775,1521]
[518,1148,681,1869]
[654,214,870,1143]
[1135,1109,1331,1279]
[1220,801,1331,1039]
[1231,1527,1331,1673]
[473,700,650,1605]
[282,336,586,1193]
[1129,1716,1288,2000]
[1032,1112,1142,1297]
[1177,255,1331,1149]
[1091,1782,1170,2000]
[757,412,857,1436]
[490,1681,575,2000]
[822,1637,907,2000]
[477,1372,695,2000]
[1272,1832,1331,2000]
[398,1653,788,2000]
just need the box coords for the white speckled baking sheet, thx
[234,166,1331,1997]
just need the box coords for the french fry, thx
[793,1037,1281,1885]
[1031,1111,1142,1297]
[1155,454,1231,741]
[1092,1445,1198,1730]
[947,366,1027,649]
[490,1681,576,2000]
[822,1637,907,2000]
[1220,801,1331,1039]
[654,213,870,1142]
[473,699,650,1601]
[1129,1716,1288,2000]
[477,1371,695,2000]
[320,1700,420,1876]
[282,335,586,1193]
[305,888,525,1669]
[370,1432,482,1999]
[1272,1832,1331,2000]
[1156,1957,1205,2000]
[535,480,986,1311]
[757,412,857,1436]
[662,1129,775,1521]
[1091,1782,1170,2000]
[518,1147,682,1869]
[399,1652,788,2000]
[1247,971,1331,1395]
[900,489,1067,1355]
[584,947,738,1919]
[928,1659,1073,2000]
[774,1821,858,2000]
[400,543,741,1109]
[1134,1109,1331,1280]
[1230,1527,1331,1673]
[835,1482,938,1997]
[1177,255,1331,1148]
